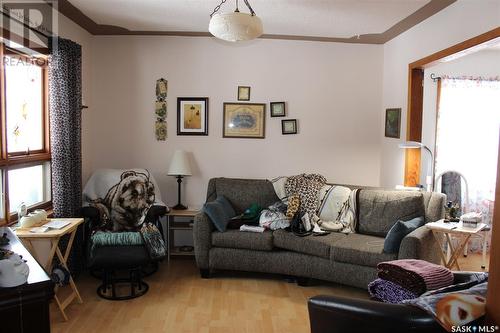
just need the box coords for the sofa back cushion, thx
[206,178,280,215]
[357,190,425,237]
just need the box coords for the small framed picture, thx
[237,86,251,101]
[384,108,401,138]
[270,102,286,117]
[177,97,209,136]
[281,119,297,135]
[223,102,265,139]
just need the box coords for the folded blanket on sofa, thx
[377,259,454,295]
[368,278,418,303]
[271,176,358,233]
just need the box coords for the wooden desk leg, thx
[448,235,471,271]
[55,230,83,304]
[432,231,449,266]
[444,233,457,269]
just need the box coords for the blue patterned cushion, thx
[383,216,424,254]
[203,195,236,232]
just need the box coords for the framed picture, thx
[281,119,297,135]
[237,86,251,101]
[177,97,209,136]
[384,108,401,138]
[270,102,286,117]
[223,103,265,139]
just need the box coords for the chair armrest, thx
[308,295,444,333]
[145,205,168,224]
[398,225,441,264]
[193,212,213,269]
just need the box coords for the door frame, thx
[404,27,500,186]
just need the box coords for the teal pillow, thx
[383,216,424,254]
[202,195,236,232]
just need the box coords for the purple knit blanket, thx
[368,278,418,303]
[378,259,454,295]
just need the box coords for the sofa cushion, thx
[358,190,425,237]
[202,195,236,232]
[207,178,280,215]
[212,230,274,251]
[383,216,425,254]
[273,229,346,259]
[332,233,397,267]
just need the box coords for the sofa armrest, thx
[308,295,444,333]
[193,212,214,269]
[398,225,440,264]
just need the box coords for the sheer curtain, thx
[435,77,500,250]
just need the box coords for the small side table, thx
[15,218,84,321]
[166,209,199,260]
[426,219,486,270]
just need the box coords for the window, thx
[0,43,51,224]
[435,77,500,227]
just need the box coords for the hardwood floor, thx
[51,254,488,333]
[50,259,367,333]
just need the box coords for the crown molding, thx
[58,0,456,44]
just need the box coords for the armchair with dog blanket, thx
[82,169,168,300]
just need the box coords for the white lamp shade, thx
[209,12,263,42]
[168,150,192,176]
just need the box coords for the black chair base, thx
[96,268,149,300]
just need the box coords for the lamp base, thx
[172,203,188,210]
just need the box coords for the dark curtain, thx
[48,37,83,275]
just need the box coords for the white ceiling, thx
[66,0,431,37]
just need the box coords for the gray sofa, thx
[193,178,446,288]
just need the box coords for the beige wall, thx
[89,36,383,207]
[380,0,500,188]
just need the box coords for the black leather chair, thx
[82,205,166,300]
[308,272,483,333]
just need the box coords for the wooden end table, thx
[15,218,84,321]
[166,209,199,260]
[426,219,486,270]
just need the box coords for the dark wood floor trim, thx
[57,0,456,44]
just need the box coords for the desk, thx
[426,220,486,270]
[15,218,84,321]
[0,227,54,333]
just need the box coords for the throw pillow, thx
[383,216,424,254]
[202,195,236,232]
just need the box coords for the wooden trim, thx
[404,68,424,186]
[404,27,500,186]
[486,134,500,325]
[432,77,442,184]
[57,0,456,44]
[409,27,500,69]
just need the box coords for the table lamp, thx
[399,141,434,192]
[168,150,192,210]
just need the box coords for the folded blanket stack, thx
[369,259,454,303]
[368,278,418,304]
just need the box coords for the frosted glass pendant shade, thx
[209,12,263,42]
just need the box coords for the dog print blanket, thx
[83,168,167,259]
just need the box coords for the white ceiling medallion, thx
[208,0,263,42]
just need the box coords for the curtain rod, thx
[430,73,441,82]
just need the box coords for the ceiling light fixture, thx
[209,0,263,42]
